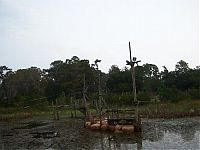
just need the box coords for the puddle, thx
[2,134,13,137]
[161,119,195,126]
[14,121,48,129]
[30,131,59,139]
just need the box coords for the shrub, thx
[188,89,200,99]
[137,92,151,101]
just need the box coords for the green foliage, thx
[45,56,98,99]
[0,59,199,109]
[106,68,132,93]
[188,89,200,99]
[158,87,199,102]
[175,60,189,73]
[137,91,151,101]
[105,92,133,106]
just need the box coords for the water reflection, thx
[92,132,142,150]
[141,118,200,149]
[90,118,200,149]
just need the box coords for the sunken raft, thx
[85,109,142,134]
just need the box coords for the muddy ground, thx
[0,117,199,149]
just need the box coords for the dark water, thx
[0,117,199,149]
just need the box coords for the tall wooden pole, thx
[132,69,137,102]
[129,42,137,102]
[83,74,89,120]
[98,70,102,126]
[129,42,132,63]
[70,97,73,118]
[94,59,102,126]
[126,42,141,123]
[55,98,59,120]
[98,71,101,110]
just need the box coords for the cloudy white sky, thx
[0,0,199,72]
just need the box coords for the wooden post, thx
[55,99,59,120]
[74,99,77,118]
[137,132,143,149]
[127,41,141,124]
[129,42,137,102]
[156,100,158,117]
[83,74,90,122]
[132,67,137,102]
[70,97,73,118]
[95,99,99,114]
[136,101,139,123]
[83,74,87,118]
[98,70,102,127]
[94,59,102,126]
[52,101,56,120]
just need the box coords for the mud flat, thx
[0,116,199,149]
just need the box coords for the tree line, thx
[0,56,199,107]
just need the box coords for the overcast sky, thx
[0,0,199,73]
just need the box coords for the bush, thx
[158,87,194,102]
[104,92,134,106]
[137,92,151,101]
[188,89,200,99]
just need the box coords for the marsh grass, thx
[136,100,200,118]
[0,100,199,121]
[0,106,89,121]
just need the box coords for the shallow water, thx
[0,117,199,149]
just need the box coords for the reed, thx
[137,100,200,118]
[0,100,199,121]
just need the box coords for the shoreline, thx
[0,100,199,121]
[0,112,199,122]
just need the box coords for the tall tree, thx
[45,56,97,99]
[0,66,12,101]
[175,60,189,74]
[142,63,160,92]
[3,67,44,102]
